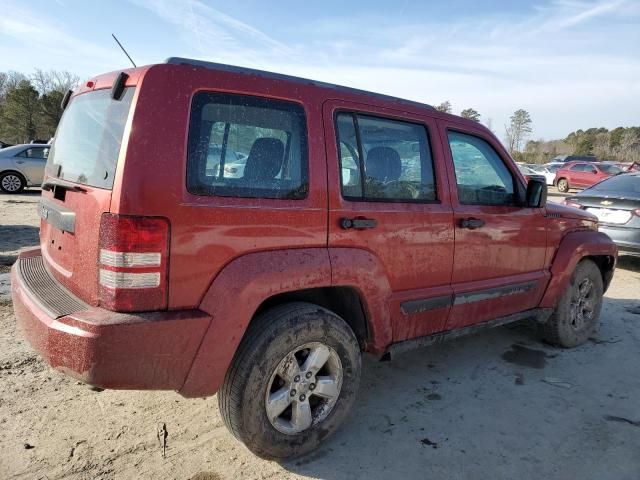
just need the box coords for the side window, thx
[447,131,515,206]
[187,93,308,199]
[335,113,436,202]
[18,147,49,159]
[570,164,585,171]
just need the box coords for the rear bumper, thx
[598,225,640,256]
[11,248,212,393]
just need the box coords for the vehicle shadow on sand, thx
[617,255,640,273]
[281,296,640,479]
[0,225,40,265]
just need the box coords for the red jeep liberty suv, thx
[12,58,617,460]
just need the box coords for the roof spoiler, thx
[111,72,129,101]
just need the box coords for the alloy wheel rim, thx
[569,278,595,330]
[265,342,343,435]
[2,175,22,192]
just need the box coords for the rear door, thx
[437,120,548,330]
[570,163,589,186]
[13,146,49,184]
[324,101,454,341]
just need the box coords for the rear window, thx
[588,174,640,193]
[187,92,308,199]
[45,88,134,189]
[599,164,623,174]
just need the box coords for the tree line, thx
[435,100,640,164]
[0,70,79,144]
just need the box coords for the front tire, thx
[557,178,569,193]
[0,171,26,193]
[543,259,603,348]
[219,302,361,460]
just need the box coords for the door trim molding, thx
[453,280,537,305]
[400,280,538,314]
[400,294,453,315]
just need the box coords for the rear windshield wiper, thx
[42,178,87,193]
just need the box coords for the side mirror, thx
[526,178,547,208]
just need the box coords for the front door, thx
[437,120,548,330]
[324,101,454,341]
[570,163,590,187]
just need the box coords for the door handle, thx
[459,217,485,229]
[340,217,378,230]
[15,160,24,164]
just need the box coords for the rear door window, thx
[17,147,49,159]
[335,112,436,202]
[187,93,308,199]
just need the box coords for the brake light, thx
[98,213,170,312]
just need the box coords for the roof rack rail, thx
[165,57,434,111]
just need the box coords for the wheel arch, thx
[179,247,392,398]
[540,230,617,308]
[254,286,369,349]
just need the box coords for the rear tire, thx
[0,171,26,193]
[543,259,603,348]
[556,178,569,193]
[219,302,361,460]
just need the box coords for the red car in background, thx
[554,161,623,192]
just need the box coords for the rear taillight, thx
[563,199,583,209]
[98,213,170,312]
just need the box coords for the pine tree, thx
[0,80,40,143]
[504,109,532,154]
[460,108,481,122]
[435,101,452,113]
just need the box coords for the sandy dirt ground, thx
[1,189,639,480]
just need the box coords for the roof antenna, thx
[111,33,137,68]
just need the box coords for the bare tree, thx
[619,130,640,162]
[504,109,533,154]
[0,71,28,101]
[31,69,79,95]
[592,132,610,160]
[484,117,494,132]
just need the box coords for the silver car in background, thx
[0,144,50,193]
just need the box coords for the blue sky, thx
[1,0,639,140]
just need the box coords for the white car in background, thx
[0,144,50,193]
[528,164,558,186]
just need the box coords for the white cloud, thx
[2,0,638,140]
[128,0,295,65]
[0,1,123,74]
